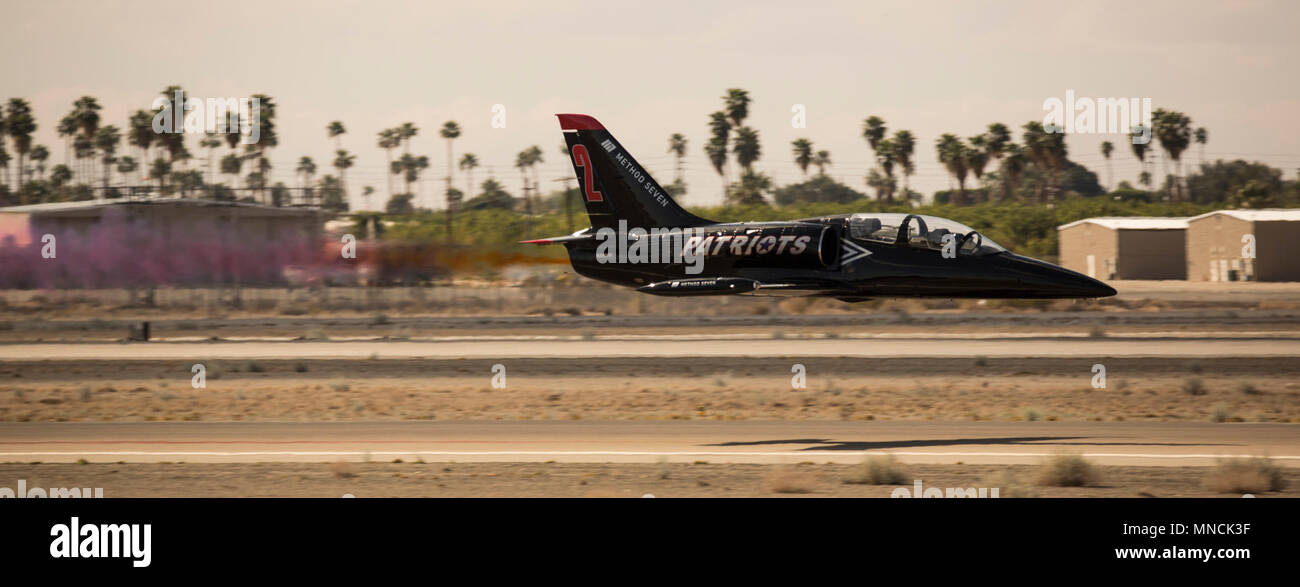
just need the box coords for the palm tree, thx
[327,121,346,150]
[73,96,102,181]
[723,89,750,129]
[1152,109,1192,201]
[377,128,400,196]
[1100,141,1114,192]
[199,132,222,186]
[515,149,535,238]
[706,111,730,194]
[0,143,11,190]
[876,138,898,203]
[892,130,916,199]
[1194,127,1208,166]
[1022,121,1065,202]
[154,88,186,168]
[862,116,886,152]
[664,133,688,185]
[150,158,171,192]
[319,175,346,212]
[556,143,578,230]
[129,110,155,177]
[94,126,121,189]
[936,134,970,205]
[813,150,831,176]
[0,110,7,189]
[50,165,72,188]
[297,156,316,190]
[439,121,461,225]
[30,145,50,181]
[966,135,989,200]
[525,145,544,207]
[999,143,1027,201]
[224,111,242,149]
[5,99,37,188]
[392,154,428,200]
[237,93,277,202]
[704,137,727,195]
[985,123,1011,159]
[1130,125,1150,189]
[791,138,813,178]
[333,149,355,204]
[862,116,887,180]
[398,122,418,155]
[458,153,479,199]
[57,114,78,173]
[73,135,92,182]
[220,153,244,188]
[116,156,137,186]
[732,127,761,172]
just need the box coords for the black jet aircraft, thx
[523,114,1116,301]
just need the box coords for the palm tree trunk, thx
[445,139,454,242]
[521,171,532,240]
[384,149,393,196]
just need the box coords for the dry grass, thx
[981,471,1039,498]
[4,356,1300,424]
[329,461,357,479]
[1182,377,1207,396]
[842,454,908,485]
[1203,457,1286,494]
[764,467,819,494]
[1037,454,1101,487]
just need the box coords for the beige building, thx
[1185,209,1300,282]
[0,198,328,288]
[1057,217,1189,280]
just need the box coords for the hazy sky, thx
[3,0,1298,210]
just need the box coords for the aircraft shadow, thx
[704,436,1237,451]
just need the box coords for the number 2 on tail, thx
[571,145,603,202]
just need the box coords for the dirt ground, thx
[2,461,1294,498]
[1,357,1297,424]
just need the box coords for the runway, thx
[3,336,1300,360]
[3,421,1297,467]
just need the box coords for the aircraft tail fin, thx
[557,114,710,231]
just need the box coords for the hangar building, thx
[1057,217,1189,280]
[1185,209,1300,282]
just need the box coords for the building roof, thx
[1188,209,1300,223]
[1058,217,1190,231]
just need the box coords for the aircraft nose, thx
[1003,254,1117,298]
[1087,278,1118,298]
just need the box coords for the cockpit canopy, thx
[847,213,1007,256]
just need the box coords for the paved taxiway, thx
[3,421,1296,467]
[3,336,1299,361]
